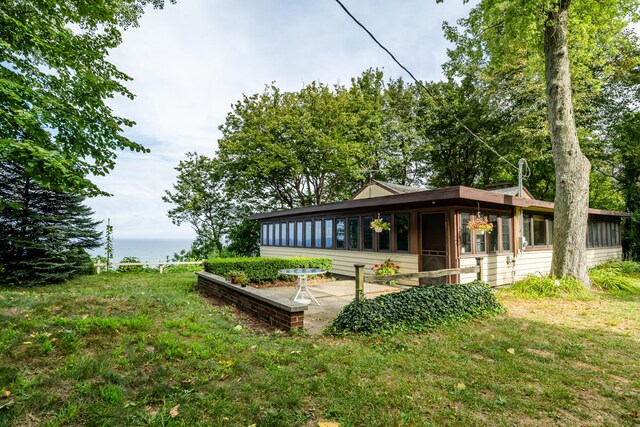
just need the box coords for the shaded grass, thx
[0,273,639,426]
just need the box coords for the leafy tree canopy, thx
[0,0,173,205]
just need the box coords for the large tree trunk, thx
[544,0,591,285]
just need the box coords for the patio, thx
[266,279,404,334]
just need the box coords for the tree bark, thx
[544,0,591,285]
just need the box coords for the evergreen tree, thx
[0,162,101,287]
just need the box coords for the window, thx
[288,222,295,247]
[282,223,287,246]
[305,221,312,248]
[336,218,346,249]
[274,223,280,246]
[395,214,410,252]
[475,228,486,253]
[523,213,553,247]
[261,223,268,245]
[314,220,322,248]
[501,215,511,252]
[489,215,499,253]
[325,219,334,248]
[377,214,391,251]
[362,216,374,250]
[296,221,303,247]
[268,223,274,246]
[587,221,620,248]
[460,213,472,254]
[348,217,359,250]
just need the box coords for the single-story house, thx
[250,181,629,286]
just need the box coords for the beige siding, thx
[513,250,554,281]
[585,247,622,265]
[260,246,419,277]
[459,255,515,286]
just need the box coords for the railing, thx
[94,261,203,274]
[354,259,483,302]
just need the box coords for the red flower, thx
[390,263,395,266]
[395,266,400,269]
[374,264,379,267]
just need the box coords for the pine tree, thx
[0,162,101,287]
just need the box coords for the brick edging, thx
[196,272,308,330]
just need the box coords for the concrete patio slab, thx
[265,279,404,335]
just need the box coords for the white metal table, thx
[278,268,326,306]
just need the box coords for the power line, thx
[333,0,518,171]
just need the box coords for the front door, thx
[420,213,448,285]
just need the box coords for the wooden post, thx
[354,264,365,302]
[159,262,164,274]
[476,257,483,282]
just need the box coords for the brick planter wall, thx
[196,272,308,330]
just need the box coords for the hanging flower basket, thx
[370,218,390,233]
[466,216,493,234]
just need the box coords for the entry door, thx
[420,213,448,285]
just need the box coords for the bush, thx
[325,281,505,335]
[202,257,332,283]
[505,275,591,299]
[588,262,640,295]
[591,260,640,275]
[117,257,146,273]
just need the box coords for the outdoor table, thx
[278,268,326,306]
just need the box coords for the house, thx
[250,181,628,286]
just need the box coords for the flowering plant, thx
[466,216,493,233]
[372,258,400,276]
[370,218,390,232]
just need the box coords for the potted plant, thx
[370,217,391,233]
[228,271,249,287]
[466,216,493,235]
[372,258,400,285]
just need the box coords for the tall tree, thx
[0,162,101,287]
[0,0,172,203]
[163,153,235,257]
[442,0,640,284]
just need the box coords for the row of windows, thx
[260,214,411,252]
[460,212,512,255]
[587,221,620,248]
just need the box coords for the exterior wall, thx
[458,247,622,286]
[459,255,514,285]
[260,246,419,277]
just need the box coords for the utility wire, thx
[333,0,518,171]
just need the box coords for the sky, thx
[87,0,474,239]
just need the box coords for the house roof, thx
[350,180,425,199]
[487,185,535,199]
[250,185,630,220]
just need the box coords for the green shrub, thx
[505,275,591,299]
[325,281,505,335]
[202,257,332,283]
[117,257,146,273]
[591,260,640,275]
[589,269,640,295]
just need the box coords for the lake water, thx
[87,238,193,262]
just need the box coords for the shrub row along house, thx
[250,181,628,286]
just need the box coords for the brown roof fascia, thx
[250,186,631,220]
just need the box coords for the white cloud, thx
[88,0,473,238]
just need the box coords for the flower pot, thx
[476,230,485,236]
[374,227,383,233]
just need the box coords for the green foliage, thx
[0,162,101,287]
[325,281,505,335]
[372,258,400,276]
[227,216,261,257]
[105,219,114,270]
[116,257,145,273]
[202,257,332,283]
[0,0,173,200]
[589,261,640,294]
[227,270,249,286]
[506,275,593,300]
[163,153,235,256]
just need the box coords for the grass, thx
[1,272,639,426]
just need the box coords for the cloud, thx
[87,0,473,238]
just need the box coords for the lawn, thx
[0,272,639,426]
